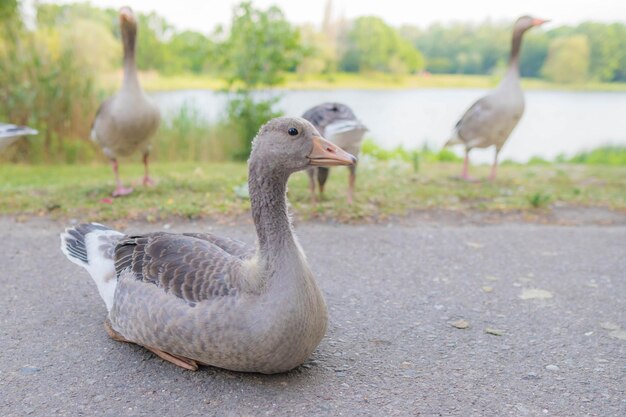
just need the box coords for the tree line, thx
[9,1,626,84]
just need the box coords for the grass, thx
[1,161,624,224]
[106,71,626,92]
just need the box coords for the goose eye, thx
[288,127,298,136]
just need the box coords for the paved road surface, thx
[1,217,625,416]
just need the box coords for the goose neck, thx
[248,161,298,262]
[122,28,140,90]
[509,28,524,71]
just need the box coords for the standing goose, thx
[0,123,38,150]
[445,16,548,180]
[60,117,356,374]
[303,103,367,204]
[91,6,160,196]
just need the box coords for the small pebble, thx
[93,395,105,403]
[485,327,504,336]
[450,319,470,329]
[523,372,540,380]
[19,366,40,375]
[545,364,559,372]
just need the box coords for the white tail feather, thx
[60,223,124,312]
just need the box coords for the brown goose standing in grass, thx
[445,16,548,181]
[0,123,38,150]
[91,6,160,197]
[60,117,356,373]
[303,103,367,204]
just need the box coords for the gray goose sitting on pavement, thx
[60,117,356,373]
[0,123,38,150]
[91,6,160,196]
[445,16,548,180]
[303,103,367,204]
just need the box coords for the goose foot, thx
[143,346,199,371]
[104,320,199,371]
[104,319,130,342]
[143,176,155,187]
[112,186,133,197]
[451,174,480,183]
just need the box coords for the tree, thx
[218,2,304,160]
[341,16,423,74]
[541,35,590,83]
[218,1,303,88]
[167,31,215,74]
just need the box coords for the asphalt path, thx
[1,217,625,416]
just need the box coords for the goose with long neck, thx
[91,6,160,196]
[60,117,356,373]
[445,16,548,181]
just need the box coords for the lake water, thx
[151,88,626,163]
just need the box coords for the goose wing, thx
[114,232,246,305]
[181,233,255,259]
[454,96,495,146]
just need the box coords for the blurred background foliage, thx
[1,0,626,165]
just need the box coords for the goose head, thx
[119,6,137,45]
[250,117,356,174]
[514,15,549,34]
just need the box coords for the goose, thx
[60,117,356,374]
[445,16,548,181]
[302,103,367,203]
[0,123,38,150]
[91,6,160,197]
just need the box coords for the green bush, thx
[567,145,626,166]
[152,103,238,162]
[225,93,282,161]
[0,20,99,163]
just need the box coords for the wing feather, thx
[114,233,245,304]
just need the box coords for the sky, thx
[23,0,626,33]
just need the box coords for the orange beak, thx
[532,18,549,26]
[308,136,356,167]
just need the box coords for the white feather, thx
[60,226,123,312]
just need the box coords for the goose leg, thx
[489,150,500,181]
[142,151,155,186]
[347,164,357,205]
[307,168,317,204]
[111,159,133,197]
[318,167,329,200]
[461,149,472,180]
[104,319,198,371]
[142,346,199,371]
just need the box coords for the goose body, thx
[0,123,38,150]
[303,103,367,203]
[92,7,160,196]
[445,16,547,180]
[61,117,356,373]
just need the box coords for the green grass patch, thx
[1,161,624,223]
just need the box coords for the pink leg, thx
[461,150,471,180]
[143,152,155,186]
[111,159,133,197]
[489,151,500,181]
